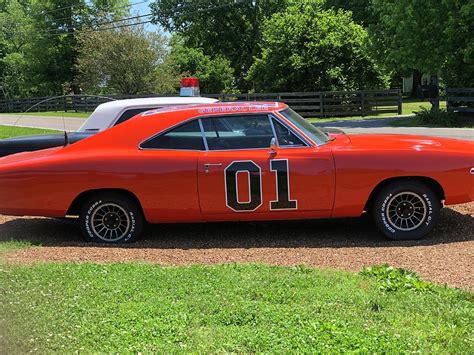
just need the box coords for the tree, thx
[75,21,178,95]
[370,0,474,88]
[247,1,389,92]
[150,0,287,90]
[324,0,375,26]
[168,37,236,93]
[0,0,36,97]
[0,0,130,98]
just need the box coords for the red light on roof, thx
[181,77,199,88]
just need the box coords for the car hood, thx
[343,133,474,153]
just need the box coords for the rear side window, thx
[201,115,273,150]
[140,120,204,150]
[115,107,159,126]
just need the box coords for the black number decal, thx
[270,159,297,210]
[224,159,298,212]
[225,161,262,211]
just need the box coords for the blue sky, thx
[131,0,159,32]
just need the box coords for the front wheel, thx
[79,192,144,243]
[373,181,441,240]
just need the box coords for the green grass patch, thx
[0,111,90,118]
[0,125,58,139]
[401,99,447,115]
[0,240,32,253]
[0,263,472,353]
[360,264,435,292]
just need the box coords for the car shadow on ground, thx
[1,207,472,249]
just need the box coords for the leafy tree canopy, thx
[150,0,287,90]
[247,0,389,92]
[324,0,375,26]
[75,21,177,95]
[371,0,474,87]
[168,37,235,93]
[0,0,129,98]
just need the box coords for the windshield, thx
[278,108,329,145]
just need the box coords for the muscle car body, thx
[0,102,472,243]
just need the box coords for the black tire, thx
[372,181,441,240]
[79,192,144,243]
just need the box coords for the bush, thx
[415,107,457,127]
[360,264,434,292]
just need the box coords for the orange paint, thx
[0,102,472,223]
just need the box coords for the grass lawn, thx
[0,111,90,118]
[0,262,472,353]
[0,125,58,139]
[402,99,447,115]
[0,240,32,252]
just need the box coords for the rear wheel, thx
[79,192,144,243]
[372,181,441,240]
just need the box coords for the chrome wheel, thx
[91,203,131,242]
[386,192,427,231]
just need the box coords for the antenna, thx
[7,94,117,141]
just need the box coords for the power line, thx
[80,19,153,33]
[38,1,248,38]
[33,0,151,17]
[42,13,153,35]
[30,1,150,27]
[35,3,84,16]
[88,13,152,27]
[38,19,155,38]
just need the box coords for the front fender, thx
[331,150,473,217]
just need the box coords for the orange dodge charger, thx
[0,102,472,243]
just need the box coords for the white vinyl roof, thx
[78,96,218,132]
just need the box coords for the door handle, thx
[204,163,222,173]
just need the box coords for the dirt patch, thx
[1,203,473,290]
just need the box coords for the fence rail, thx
[207,89,402,117]
[0,89,402,118]
[0,94,156,114]
[447,88,474,113]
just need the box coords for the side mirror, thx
[269,137,278,156]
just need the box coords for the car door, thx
[197,114,335,219]
[137,119,204,223]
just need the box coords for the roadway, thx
[0,114,85,131]
[312,117,474,141]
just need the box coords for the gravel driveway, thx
[1,203,473,290]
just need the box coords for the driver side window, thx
[201,115,274,150]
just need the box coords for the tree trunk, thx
[430,75,440,110]
[411,69,422,98]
